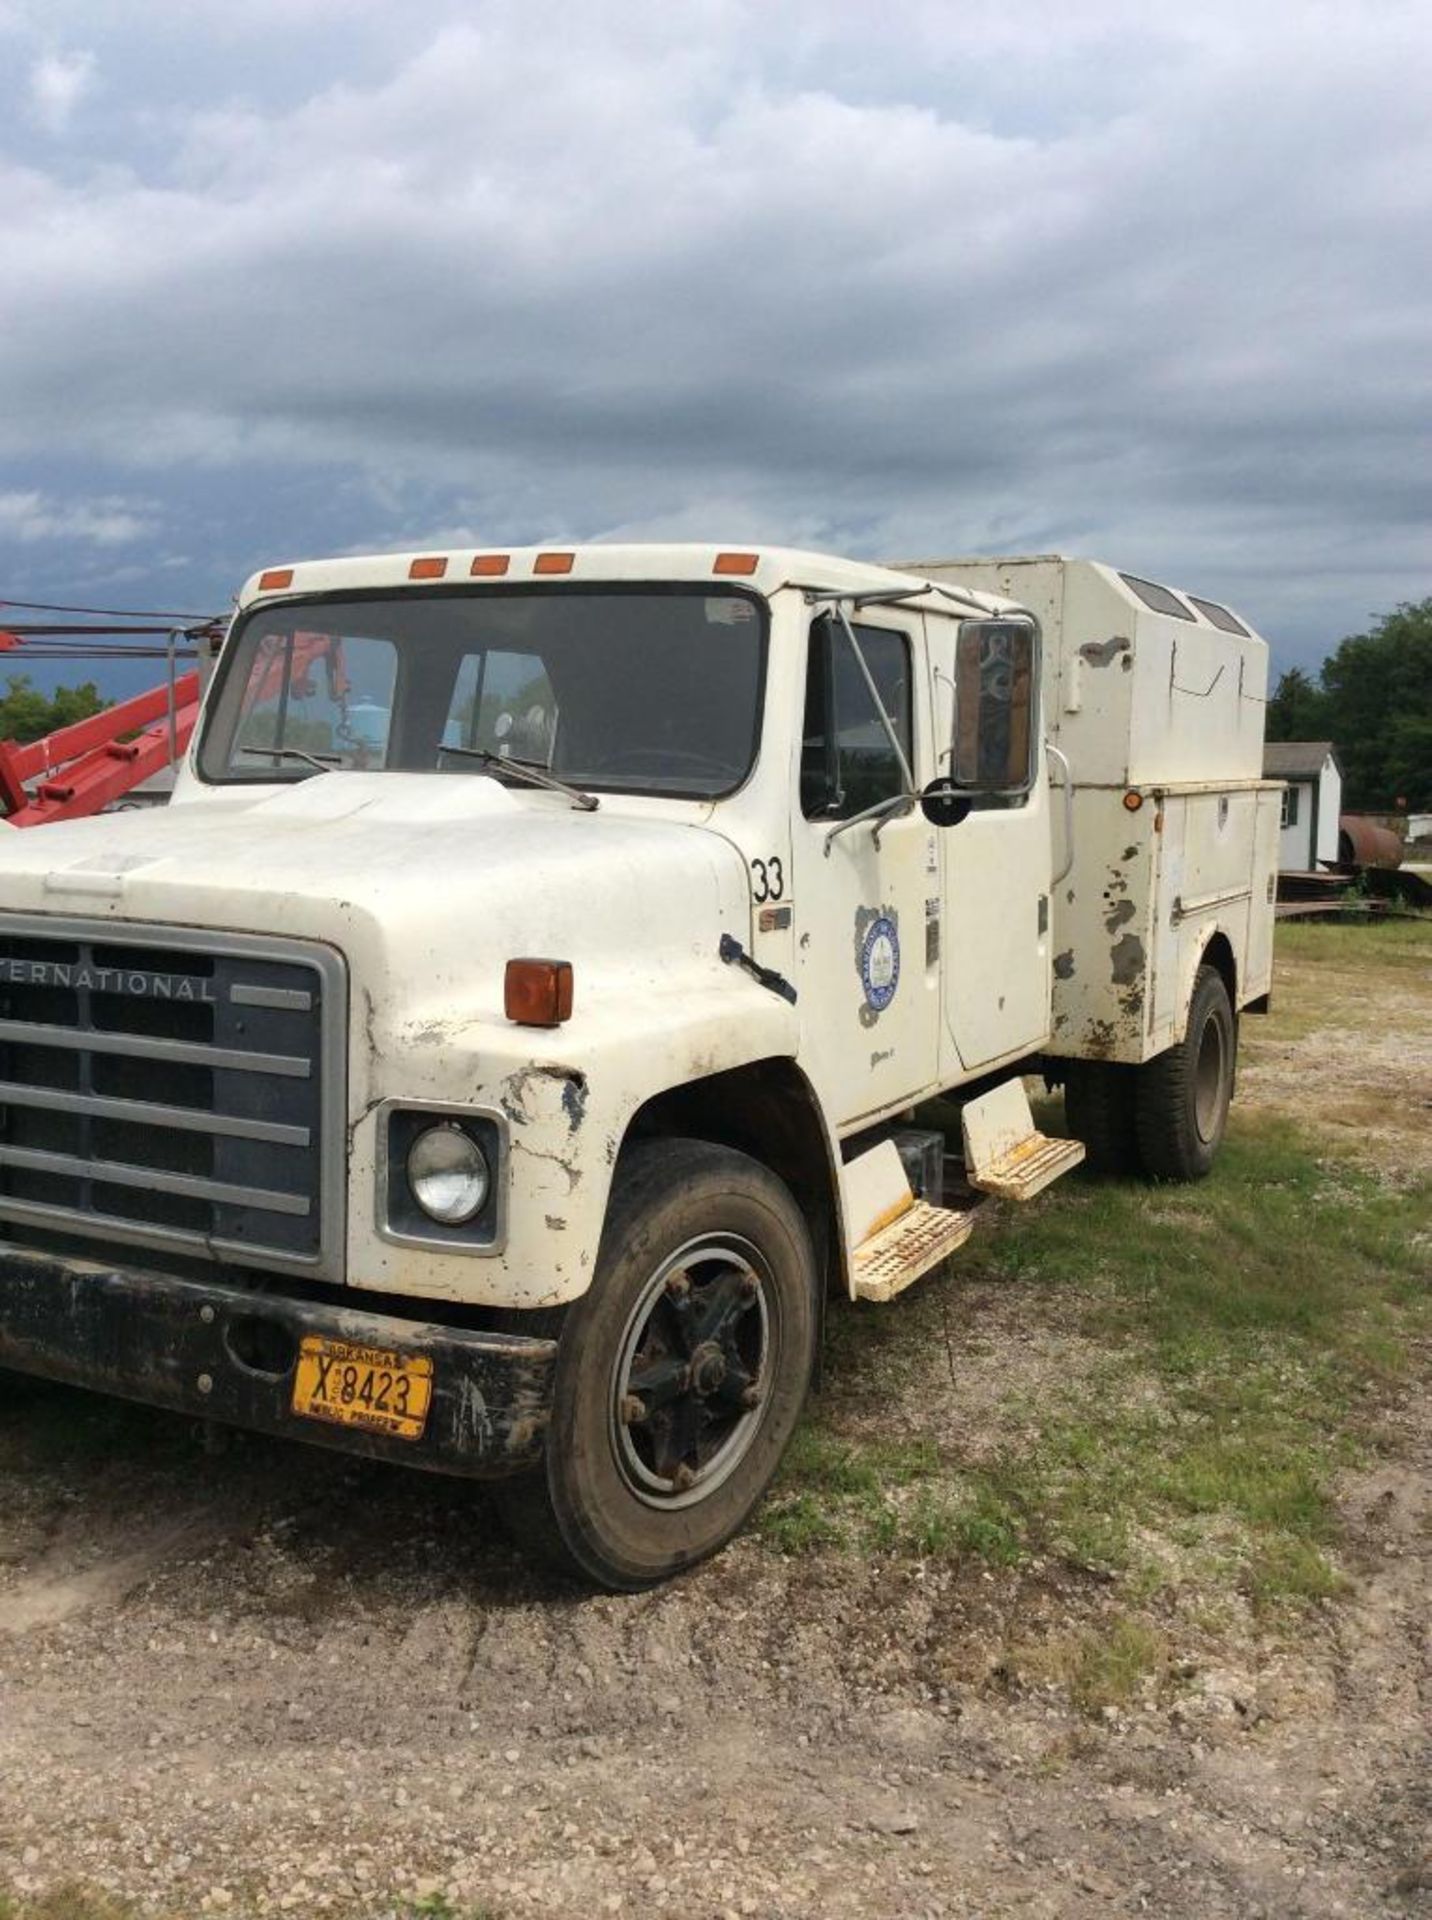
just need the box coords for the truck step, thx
[961,1077,1087,1202]
[853,1199,980,1303]
[969,1130,1086,1201]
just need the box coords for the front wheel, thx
[1135,963,1236,1180]
[525,1138,819,1590]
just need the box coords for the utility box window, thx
[1280,785,1299,828]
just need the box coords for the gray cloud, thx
[0,0,1429,673]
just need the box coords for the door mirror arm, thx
[824,789,918,857]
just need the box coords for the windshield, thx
[200,585,768,799]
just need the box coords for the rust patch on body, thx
[1083,1019,1118,1058]
[1111,932,1146,987]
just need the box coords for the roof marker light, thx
[714,552,759,576]
[471,554,510,577]
[533,552,575,575]
[409,556,448,580]
[258,569,294,592]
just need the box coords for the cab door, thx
[926,612,1053,1075]
[790,609,941,1130]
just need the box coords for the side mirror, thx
[950,619,1037,794]
[920,778,972,828]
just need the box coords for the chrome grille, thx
[0,916,345,1277]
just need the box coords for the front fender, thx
[345,973,799,1308]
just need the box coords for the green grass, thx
[1271,915,1432,970]
[760,1112,1430,1623]
[405,1897,501,1920]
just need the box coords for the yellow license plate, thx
[291,1336,433,1442]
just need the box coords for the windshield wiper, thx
[437,744,599,812]
[239,746,342,774]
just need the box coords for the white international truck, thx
[0,545,1279,1587]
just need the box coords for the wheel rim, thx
[610,1233,773,1511]
[1193,1009,1227,1141]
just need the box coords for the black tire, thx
[517,1138,819,1591]
[1134,963,1236,1180]
[1062,1061,1141,1176]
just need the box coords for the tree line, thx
[0,674,107,745]
[1265,599,1432,812]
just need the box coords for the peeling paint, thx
[1110,931,1146,986]
[560,1076,588,1131]
[509,1138,583,1192]
[1053,949,1077,981]
[1084,1018,1118,1058]
[1104,897,1137,934]
[870,1048,894,1069]
[499,1063,589,1132]
[544,1214,568,1232]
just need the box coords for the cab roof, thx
[238,543,1022,617]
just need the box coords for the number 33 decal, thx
[751,856,785,902]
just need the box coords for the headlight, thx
[406,1123,490,1225]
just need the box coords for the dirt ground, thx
[1,930,1429,1920]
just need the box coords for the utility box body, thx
[896,556,1281,1061]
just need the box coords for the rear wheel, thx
[1062,1061,1141,1175]
[514,1138,819,1590]
[1134,963,1236,1180]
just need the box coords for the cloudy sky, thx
[1,0,1429,696]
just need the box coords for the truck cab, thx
[0,544,1278,1587]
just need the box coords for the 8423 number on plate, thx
[291,1336,433,1442]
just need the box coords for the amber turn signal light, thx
[258,568,294,591]
[409,556,448,580]
[505,958,574,1028]
[1122,790,1144,812]
[471,554,510,576]
[713,551,759,575]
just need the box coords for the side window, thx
[443,650,557,764]
[232,632,397,770]
[801,617,913,820]
[1280,786,1299,829]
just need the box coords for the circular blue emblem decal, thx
[860,915,900,1012]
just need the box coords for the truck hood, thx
[0,775,749,1004]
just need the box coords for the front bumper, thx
[0,1248,557,1478]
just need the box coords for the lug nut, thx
[620,1394,647,1425]
[737,1273,758,1298]
[740,1385,761,1410]
[671,1464,696,1492]
[666,1273,691,1299]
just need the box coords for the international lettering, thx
[0,958,216,1003]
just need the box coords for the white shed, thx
[1263,741,1342,871]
